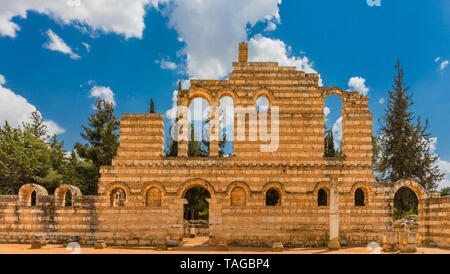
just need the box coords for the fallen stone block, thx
[94,240,106,249]
[272,242,284,252]
[156,238,168,250]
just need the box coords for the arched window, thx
[188,98,210,157]
[30,191,36,206]
[219,96,234,157]
[256,96,269,112]
[266,188,280,206]
[318,188,328,206]
[146,187,162,207]
[324,95,342,157]
[230,187,246,206]
[355,188,365,206]
[64,191,72,207]
[111,188,126,207]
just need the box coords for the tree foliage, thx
[377,61,444,190]
[74,99,120,194]
[183,186,210,220]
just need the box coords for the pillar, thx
[328,177,340,250]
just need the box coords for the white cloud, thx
[378,98,385,104]
[89,86,115,106]
[165,89,179,122]
[82,42,91,52]
[332,116,342,149]
[440,60,449,71]
[167,0,282,79]
[0,0,168,39]
[264,21,278,32]
[43,29,80,59]
[435,57,441,62]
[0,74,64,135]
[348,76,369,96]
[426,137,450,190]
[248,34,323,86]
[156,58,177,70]
[438,159,450,190]
[324,106,330,118]
[181,79,190,90]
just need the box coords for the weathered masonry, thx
[0,43,449,248]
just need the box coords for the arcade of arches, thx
[0,43,449,249]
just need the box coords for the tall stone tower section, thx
[238,42,248,63]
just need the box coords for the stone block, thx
[272,242,284,252]
[95,240,106,249]
[156,238,168,250]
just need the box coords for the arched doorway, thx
[393,187,418,221]
[183,186,211,241]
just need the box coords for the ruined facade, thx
[0,43,449,248]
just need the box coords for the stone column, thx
[328,178,340,250]
[209,105,220,157]
[177,105,188,157]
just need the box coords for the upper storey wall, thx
[175,45,373,166]
[113,114,164,165]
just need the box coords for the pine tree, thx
[23,109,49,141]
[165,125,178,157]
[377,60,444,190]
[74,99,120,193]
[149,98,155,113]
[188,123,206,157]
[219,128,227,157]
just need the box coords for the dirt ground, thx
[0,237,449,254]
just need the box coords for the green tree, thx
[219,128,227,157]
[0,120,56,194]
[184,186,210,220]
[188,123,206,157]
[23,109,49,141]
[74,99,120,194]
[377,61,444,190]
[149,98,155,113]
[165,125,178,157]
[324,128,336,157]
[441,187,450,197]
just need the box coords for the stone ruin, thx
[0,43,449,251]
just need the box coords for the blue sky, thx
[0,0,449,187]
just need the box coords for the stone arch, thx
[18,184,48,206]
[141,181,167,196]
[54,184,82,207]
[146,187,162,207]
[217,88,238,102]
[389,179,429,201]
[186,87,214,106]
[105,182,131,207]
[350,182,372,206]
[313,182,331,195]
[389,179,428,243]
[178,178,216,198]
[262,182,286,206]
[226,182,251,206]
[252,88,275,106]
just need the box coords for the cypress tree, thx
[324,128,336,157]
[377,60,444,190]
[149,98,155,113]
